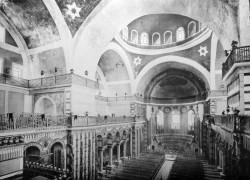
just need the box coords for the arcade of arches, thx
[0,0,250,180]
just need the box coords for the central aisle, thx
[154,154,177,180]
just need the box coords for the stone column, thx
[5,91,8,113]
[130,132,132,157]
[138,129,140,156]
[99,149,103,171]
[123,141,127,157]
[64,148,67,170]
[117,143,120,161]
[109,146,113,165]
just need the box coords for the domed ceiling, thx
[151,76,198,99]
[143,67,207,103]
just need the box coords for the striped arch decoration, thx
[47,138,66,151]
[24,142,43,152]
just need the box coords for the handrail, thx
[0,113,146,132]
[96,92,208,104]
[0,73,99,90]
[0,113,69,132]
[222,45,250,78]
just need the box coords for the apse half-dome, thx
[151,76,198,99]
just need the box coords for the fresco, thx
[0,0,60,49]
[55,0,101,36]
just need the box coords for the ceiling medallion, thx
[181,106,187,113]
[198,46,208,57]
[66,2,82,20]
[164,107,171,114]
[133,56,142,66]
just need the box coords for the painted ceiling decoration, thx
[66,2,82,20]
[198,46,208,57]
[121,34,212,76]
[0,0,60,49]
[133,56,142,66]
[55,0,101,36]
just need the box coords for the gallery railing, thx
[0,113,146,132]
[0,73,29,88]
[0,113,69,132]
[0,73,99,90]
[222,45,250,78]
[96,93,208,104]
[213,115,250,133]
[70,115,145,127]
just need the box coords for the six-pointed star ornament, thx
[133,56,142,66]
[198,46,208,57]
[66,2,82,20]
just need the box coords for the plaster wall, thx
[30,47,66,79]
[71,85,97,116]
[0,47,23,76]
[95,100,109,116]
[108,101,131,116]
[8,91,24,114]
[0,90,5,114]
[34,92,64,115]
[108,84,132,97]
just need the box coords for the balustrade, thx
[213,115,250,134]
[0,113,69,132]
[0,113,145,132]
[222,45,250,78]
[0,73,99,90]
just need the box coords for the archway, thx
[156,110,164,134]
[72,0,238,78]
[34,96,57,115]
[25,146,40,162]
[51,142,64,169]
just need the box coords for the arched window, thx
[156,110,164,134]
[152,32,161,45]
[176,27,185,42]
[140,32,149,45]
[164,31,172,44]
[171,110,180,130]
[122,27,128,41]
[188,21,196,37]
[131,30,138,44]
[188,110,195,131]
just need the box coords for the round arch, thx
[0,12,31,78]
[101,42,135,92]
[48,138,66,151]
[24,142,43,152]
[72,0,238,79]
[133,55,210,93]
[34,96,57,115]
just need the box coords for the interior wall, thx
[0,90,5,114]
[0,47,23,76]
[108,101,131,116]
[8,92,24,114]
